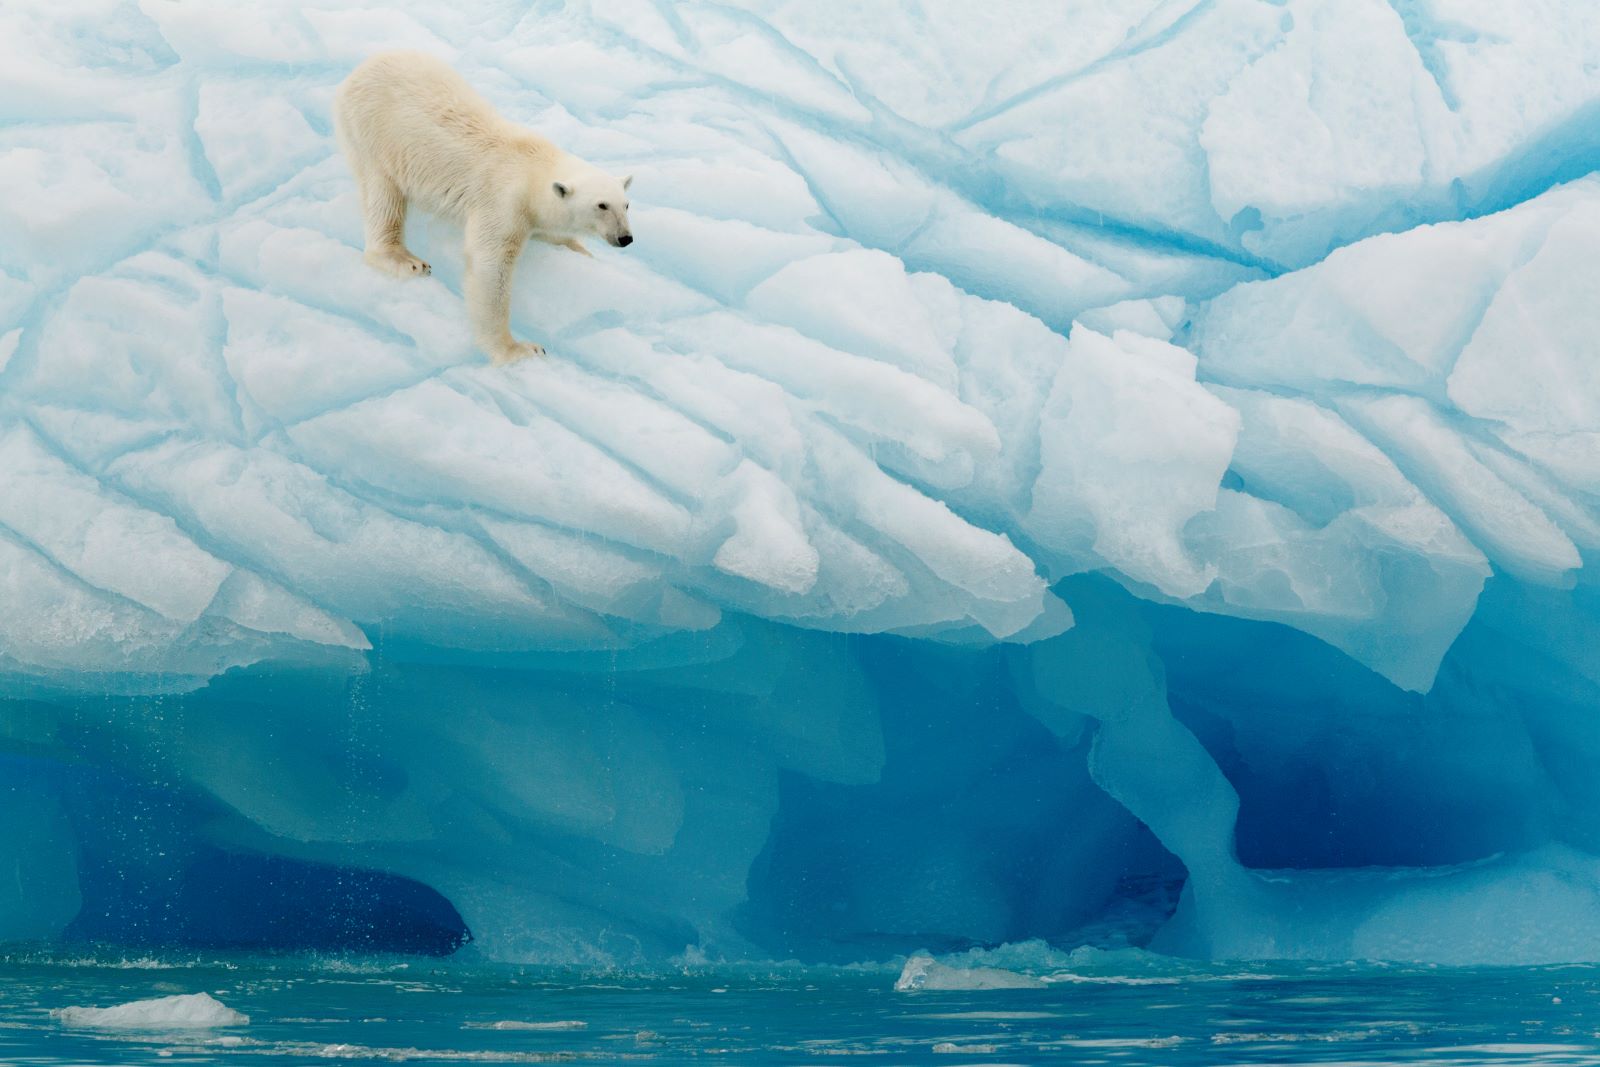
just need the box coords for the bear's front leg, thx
[536,235,592,258]
[464,221,544,363]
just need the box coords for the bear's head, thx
[550,170,634,248]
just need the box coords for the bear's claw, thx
[365,248,431,278]
[492,341,546,364]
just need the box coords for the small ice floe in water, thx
[53,992,249,1028]
[463,1020,587,1031]
[933,1042,999,1054]
[895,955,1046,991]
[914,1011,1060,1020]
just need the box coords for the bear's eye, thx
[597,203,609,212]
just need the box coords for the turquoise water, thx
[2,952,1599,1064]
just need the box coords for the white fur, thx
[333,51,633,363]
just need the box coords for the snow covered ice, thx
[0,0,1598,967]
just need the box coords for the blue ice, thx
[0,0,1598,969]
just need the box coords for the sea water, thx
[2,951,1598,1065]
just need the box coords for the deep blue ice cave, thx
[1,0,1599,969]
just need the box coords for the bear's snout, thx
[617,234,634,248]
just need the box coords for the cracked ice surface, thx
[2,0,1599,963]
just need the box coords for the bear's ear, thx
[622,174,634,191]
[552,181,571,199]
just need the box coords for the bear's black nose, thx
[618,234,633,247]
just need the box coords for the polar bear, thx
[333,51,633,364]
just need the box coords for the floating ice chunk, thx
[54,992,248,1029]
[895,954,1045,992]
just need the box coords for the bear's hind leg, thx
[361,174,431,278]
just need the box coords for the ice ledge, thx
[4,181,1599,695]
[0,3,1596,697]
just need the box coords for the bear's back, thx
[336,52,519,202]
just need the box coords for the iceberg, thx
[53,992,249,1029]
[0,0,1597,965]
[895,955,1046,992]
